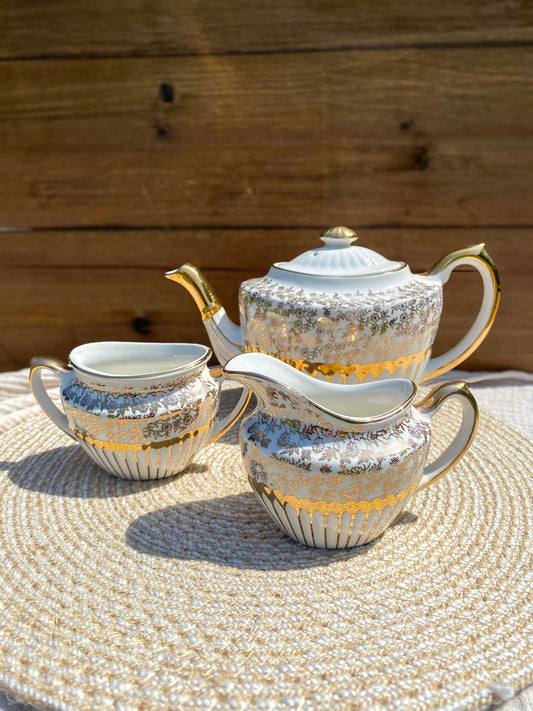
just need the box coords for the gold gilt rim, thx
[69,343,212,382]
[271,263,407,278]
[226,359,417,425]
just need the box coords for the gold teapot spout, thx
[165,264,243,364]
[165,264,223,322]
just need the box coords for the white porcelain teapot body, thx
[167,227,500,383]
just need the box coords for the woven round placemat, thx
[0,402,532,711]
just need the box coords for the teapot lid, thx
[273,226,404,277]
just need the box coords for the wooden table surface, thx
[0,1,532,372]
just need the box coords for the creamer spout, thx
[165,264,243,364]
[224,352,417,429]
[224,352,348,426]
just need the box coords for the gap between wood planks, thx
[2,38,533,63]
[2,224,533,232]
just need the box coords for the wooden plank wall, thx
[1,1,532,372]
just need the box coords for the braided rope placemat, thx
[0,404,532,711]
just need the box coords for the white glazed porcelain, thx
[29,342,249,480]
[224,352,478,549]
[167,226,500,383]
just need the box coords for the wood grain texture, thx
[1,3,532,372]
[1,48,532,229]
[2,0,533,59]
[1,228,530,372]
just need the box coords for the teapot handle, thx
[422,244,500,380]
[29,357,76,440]
[208,366,251,443]
[415,381,478,492]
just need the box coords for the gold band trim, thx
[249,477,419,517]
[73,422,211,453]
[244,346,431,383]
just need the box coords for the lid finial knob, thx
[321,226,358,247]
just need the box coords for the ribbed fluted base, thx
[78,429,212,480]
[249,477,415,549]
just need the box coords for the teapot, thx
[166,227,499,384]
[224,352,478,549]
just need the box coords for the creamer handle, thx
[422,244,500,380]
[415,381,478,492]
[29,357,76,440]
[208,366,251,443]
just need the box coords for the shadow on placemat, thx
[126,491,418,571]
[0,688,40,711]
[0,446,206,499]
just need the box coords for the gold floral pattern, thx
[59,367,222,480]
[239,277,442,382]
[242,414,429,504]
[239,378,431,547]
[63,371,219,446]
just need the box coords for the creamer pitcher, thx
[224,352,478,549]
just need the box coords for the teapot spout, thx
[165,264,243,364]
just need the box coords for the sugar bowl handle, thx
[415,381,478,492]
[422,244,500,380]
[29,357,76,439]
